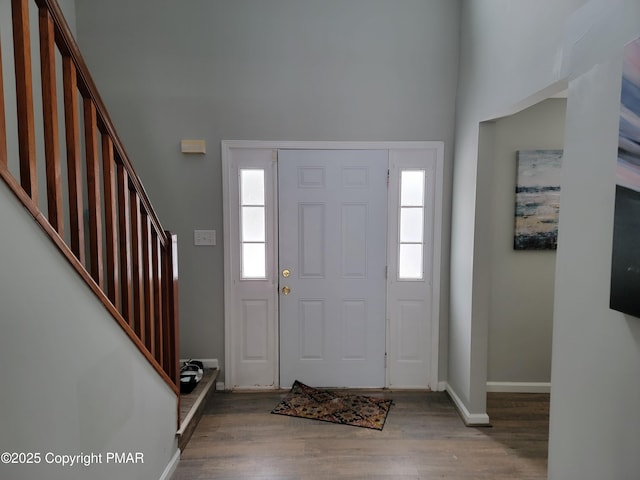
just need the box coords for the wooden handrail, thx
[0,0,180,399]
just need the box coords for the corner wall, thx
[455,0,640,477]
[548,41,640,480]
[450,0,584,418]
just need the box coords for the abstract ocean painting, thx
[514,150,562,250]
[610,36,640,318]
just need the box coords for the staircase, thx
[0,3,207,477]
[0,0,180,402]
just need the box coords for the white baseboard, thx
[437,381,447,392]
[486,381,551,393]
[230,385,280,391]
[445,383,491,426]
[180,358,218,369]
[158,448,180,480]
[216,381,225,391]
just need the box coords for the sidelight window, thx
[240,169,266,279]
[398,170,425,280]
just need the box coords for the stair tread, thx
[177,368,218,450]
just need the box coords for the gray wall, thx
[74,0,461,381]
[0,181,178,480]
[455,0,640,477]
[487,98,566,384]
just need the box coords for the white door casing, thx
[222,141,443,391]
[278,149,388,388]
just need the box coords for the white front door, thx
[278,149,388,388]
[223,141,443,391]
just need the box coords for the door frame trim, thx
[222,140,444,390]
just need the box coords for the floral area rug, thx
[271,380,392,430]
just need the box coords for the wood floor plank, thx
[171,391,549,480]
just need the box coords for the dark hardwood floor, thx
[171,389,549,480]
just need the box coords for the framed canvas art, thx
[514,150,562,250]
[610,36,640,318]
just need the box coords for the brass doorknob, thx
[281,286,291,295]
[282,269,291,278]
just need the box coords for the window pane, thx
[240,169,265,205]
[242,206,265,242]
[399,244,423,279]
[400,170,425,207]
[400,207,424,243]
[242,243,266,278]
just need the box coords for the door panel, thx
[278,149,388,388]
[241,299,269,360]
[224,146,278,389]
[386,148,439,388]
[299,203,325,277]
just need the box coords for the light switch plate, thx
[194,230,216,246]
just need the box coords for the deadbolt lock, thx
[282,269,291,278]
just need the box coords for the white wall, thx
[548,38,640,480]
[74,0,461,383]
[455,0,640,477]
[0,182,178,480]
[487,99,566,385]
